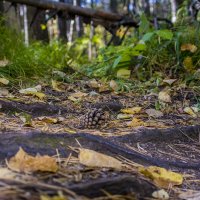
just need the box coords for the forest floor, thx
[0,78,200,200]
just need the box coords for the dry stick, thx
[0,178,78,198]
[77,132,200,169]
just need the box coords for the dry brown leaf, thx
[145,109,163,118]
[98,84,110,93]
[109,80,119,91]
[158,91,171,103]
[70,91,88,98]
[87,79,99,88]
[181,43,197,53]
[163,79,177,85]
[38,116,58,124]
[0,88,9,97]
[52,80,62,91]
[117,113,132,120]
[7,147,58,173]
[79,148,122,170]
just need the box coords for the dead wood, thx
[0,125,200,170]
[0,99,71,116]
[68,175,157,198]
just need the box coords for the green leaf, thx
[155,30,173,40]
[112,56,122,69]
[139,14,150,35]
[141,32,154,42]
[134,43,146,51]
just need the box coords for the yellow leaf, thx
[158,91,171,103]
[121,107,142,114]
[40,24,47,30]
[117,68,131,79]
[19,87,37,94]
[181,43,197,53]
[127,117,144,127]
[184,107,197,118]
[79,148,122,170]
[34,92,46,100]
[183,57,194,72]
[139,166,183,188]
[7,147,58,173]
[40,194,66,200]
[52,80,62,91]
[38,116,58,123]
[0,78,9,85]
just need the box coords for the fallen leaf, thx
[152,189,169,199]
[184,107,197,118]
[79,148,122,170]
[52,80,62,91]
[109,80,119,91]
[139,166,183,188]
[158,91,171,103]
[181,43,197,53]
[0,168,18,179]
[0,88,9,96]
[127,118,144,127]
[7,147,58,173]
[34,92,46,100]
[0,59,9,67]
[52,70,66,78]
[163,79,177,85]
[98,84,110,93]
[183,57,194,72]
[117,113,132,120]
[40,194,66,200]
[19,87,37,93]
[117,68,131,79]
[121,107,142,114]
[19,113,32,126]
[70,91,88,98]
[38,116,58,124]
[87,79,99,88]
[0,78,9,85]
[145,109,163,118]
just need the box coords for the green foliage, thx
[0,23,72,82]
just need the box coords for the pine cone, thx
[81,108,108,129]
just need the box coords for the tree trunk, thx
[58,0,68,41]
[75,0,83,37]
[27,6,49,42]
[170,0,177,23]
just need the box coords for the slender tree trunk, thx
[170,0,177,23]
[27,6,49,42]
[75,0,83,37]
[58,0,67,41]
[23,5,29,45]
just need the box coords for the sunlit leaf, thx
[184,107,197,118]
[7,147,58,173]
[141,32,154,42]
[139,166,183,188]
[121,107,142,114]
[79,148,122,170]
[181,43,197,53]
[38,116,58,124]
[52,80,62,91]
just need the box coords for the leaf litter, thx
[0,78,200,199]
